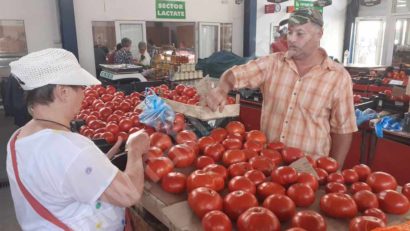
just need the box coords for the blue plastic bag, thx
[139,89,175,132]
[355,108,377,126]
[375,116,403,138]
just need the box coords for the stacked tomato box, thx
[145,120,410,231]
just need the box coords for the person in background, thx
[107,43,122,64]
[7,48,149,230]
[114,37,135,65]
[94,44,108,78]
[204,9,357,168]
[271,19,288,53]
[135,41,151,67]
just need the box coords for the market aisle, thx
[0,187,21,230]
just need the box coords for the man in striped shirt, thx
[206,9,357,167]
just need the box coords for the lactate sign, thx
[156,0,186,19]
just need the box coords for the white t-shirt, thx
[7,129,125,231]
[135,51,151,66]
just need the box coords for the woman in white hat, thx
[7,48,149,230]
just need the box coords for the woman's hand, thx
[126,130,150,158]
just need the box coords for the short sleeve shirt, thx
[114,49,133,64]
[7,129,125,231]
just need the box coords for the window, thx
[220,23,233,52]
[392,0,410,14]
[0,20,27,56]
[115,21,146,58]
[352,18,385,66]
[199,23,220,59]
[91,21,115,75]
[392,18,410,65]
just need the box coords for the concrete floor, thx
[0,108,21,230]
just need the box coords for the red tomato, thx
[118,118,133,132]
[342,169,359,184]
[351,182,372,194]
[222,149,246,166]
[243,140,264,153]
[195,156,215,169]
[105,85,116,94]
[271,166,298,186]
[263,194,296,222]
[352,164,372,181]
[113,110,125,117]
[183,140,199,155]
[377,189,410,214]
[281,147,304,164]
[223,190,258,220]
[176,130,198,144]
[244,170,266,186]
[402,183,410,201]
[161,172,187,194]
[150,132,173,151]
[257,182,286,200]
[296,172,319,192]
[237,207,280,231]
[102,131,115,144]
[119,101,131,112]
[203,164,228,180]
[228,176,256,194]
[226,96,236,105]
[210,128,228,143]
[242,149,258,161]
[225,121,245,135]
[201,210,232,231]
[128,127,141,134]
[188,187,223,219]
[286,228,307,231]
[203,143,225,162]
[287,183,315,207]
[226,133,244,142]
[187,170,225,192]
[291,211,326,231]
[168,144,196,168]
[228,162,253,178]
[145,146,163,162]
[222,138,243,150]
[349,216,386,231]
[327,172,345,184]
[99,107,113,120]
[316,156,339,174]
[353,190,379,212]
[100,93,114,102]
[267,141,285,151]
[198,136,217,153]
[366,172,398,193]
[182,87,197,97]
[175,84,186,95]
[364,208,387,224]
[144,157,174,182]
[249,156,275,176]
[106,123,119,136]
[260,149,283,165]
[106,114,120,124]
[314,168,328,185]
[246,130,267,144]
[325,182,347,194]
[320,193,358,218]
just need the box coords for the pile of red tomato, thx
[144,120,410,231]
[75,85,186,144]
[154,83,236,105]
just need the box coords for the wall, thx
[73,0,244,76]
[255,0,348,60]
[0,0,61,53]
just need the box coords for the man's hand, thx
[126,130,150,157]
[205,87,228,112]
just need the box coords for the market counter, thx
[139,180,410,231]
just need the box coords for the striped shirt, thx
[227,49,357,156]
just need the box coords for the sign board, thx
[294,0,323,13]
[265,4,281,13]
[268,0,289,3]
[360,0,381,6]
[156,0,186,19]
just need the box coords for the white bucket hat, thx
[10,48,101,90]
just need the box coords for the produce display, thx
[140,120,410,230]
[74,85,410,230]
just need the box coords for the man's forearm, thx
[218,69,236,94]
[329,133,353,169]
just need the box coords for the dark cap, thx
[288,8,323,27]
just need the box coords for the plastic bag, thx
[139,88,175,132]
[375,116,403,138]
[355,108,377,126]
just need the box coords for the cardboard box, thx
[164,98,240,121]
